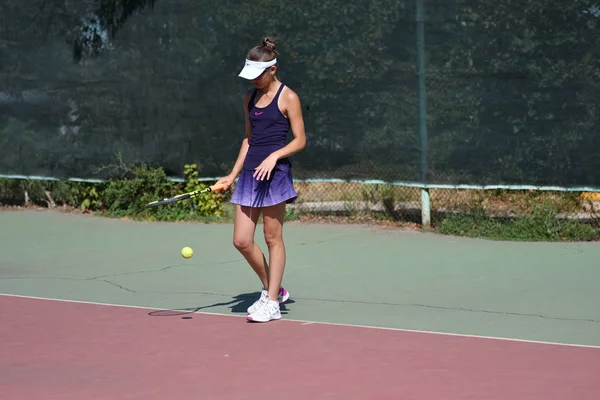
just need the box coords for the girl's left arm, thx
[272,89,306,160]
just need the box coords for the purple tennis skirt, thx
[231,162,298,208]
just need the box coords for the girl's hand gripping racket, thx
[145,183,227,208]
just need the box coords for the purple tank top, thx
[244,83,291,170]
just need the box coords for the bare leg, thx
[262,202,287,301]
[233,205,269,289]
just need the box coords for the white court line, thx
[2,293,600,350]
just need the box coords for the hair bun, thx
[261,37,277,52]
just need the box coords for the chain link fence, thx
[283,180,600,240]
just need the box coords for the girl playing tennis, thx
[216,37,307,323]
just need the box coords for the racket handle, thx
[210,183,227,192]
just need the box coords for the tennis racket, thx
[145,183,227,208]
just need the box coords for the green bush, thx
[0,161,229,222]
[181,163,226,219]
[437,201,599,242]
[0,178,51,206]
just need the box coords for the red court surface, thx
[1,295,599,400]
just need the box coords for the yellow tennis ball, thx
[181,246,193,259]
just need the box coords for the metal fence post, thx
[416,0,430,228]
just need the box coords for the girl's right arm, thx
[216,91,252,190]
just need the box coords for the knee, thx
[233,236,253,253]
[263,230,283,248]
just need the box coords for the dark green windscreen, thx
[1,0,598,186]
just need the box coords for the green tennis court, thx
[2,209,600,344]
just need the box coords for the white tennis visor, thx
[238,58,277,80]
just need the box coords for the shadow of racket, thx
[147,292,294,319]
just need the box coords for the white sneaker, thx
[247,287,290,314]
[247,298,281,322]
[247,289,268,314]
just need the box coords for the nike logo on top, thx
[255,112,264,116]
